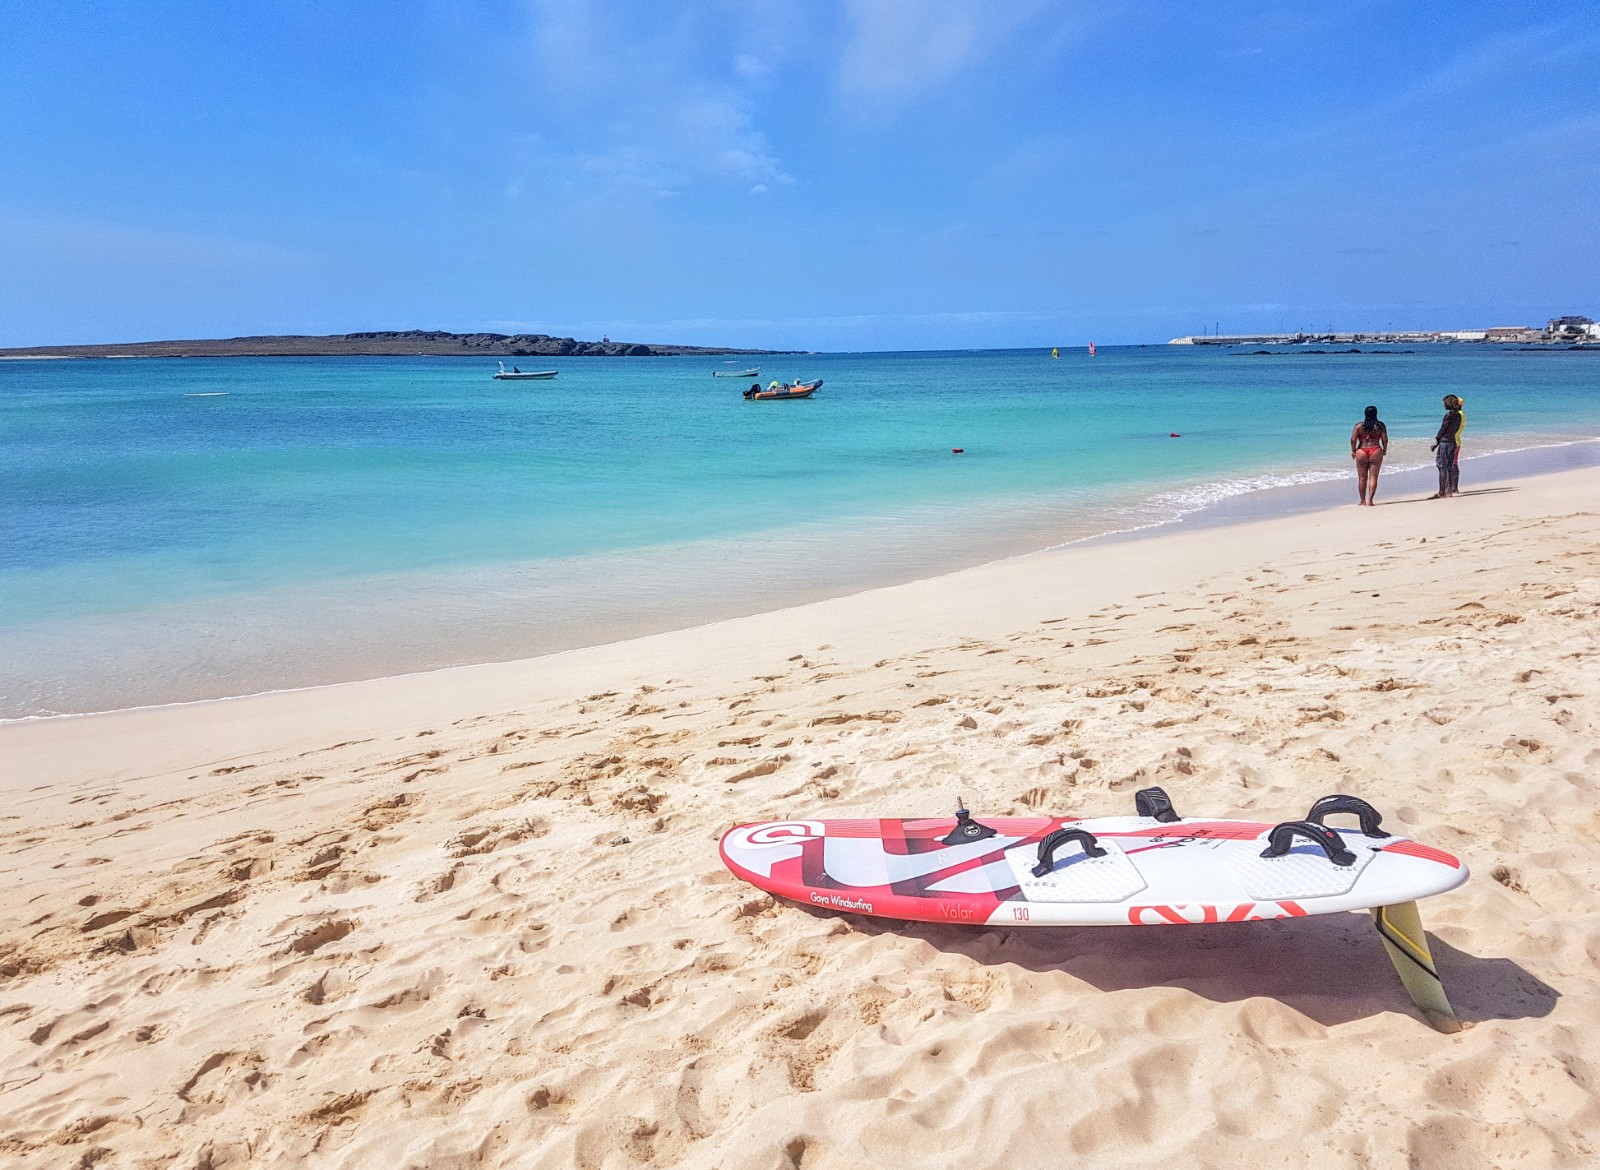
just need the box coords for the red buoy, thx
[1169,432,1181,438]
[952,447,964,454]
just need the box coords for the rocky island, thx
[0,330,792,360]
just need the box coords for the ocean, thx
[4,345,1598,718]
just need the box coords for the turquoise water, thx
[3,346,1598,716]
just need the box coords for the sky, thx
[2,1,1597,350]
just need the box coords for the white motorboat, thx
[494,362,558,380]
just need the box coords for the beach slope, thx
[2,469,1598,1168]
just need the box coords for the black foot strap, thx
[1032,827,1107,877]
[1305,794,1390,838]
[1134,786,1181,822]
[1260,820,1357,866]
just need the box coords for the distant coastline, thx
[0,329,793,360]
[1169,314,1598,347]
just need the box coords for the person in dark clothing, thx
[1350,405,1389,506]
[1429,394,1465,498]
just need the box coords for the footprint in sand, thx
[725,760,784,784]
[303,967,353,1005]
[361,791,422,830]
[445,818,550,858]
[287,917,357,955]
[415,864,464,902]
[177,1049,268,1109]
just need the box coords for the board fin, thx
[1372,900,1461,1033]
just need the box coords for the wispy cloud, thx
[568,97,791,198]
[673,96,790,186]
[835,0,1053,117]
[540,308,1093,338]
[0,211,302,272]
[521,0,793,197]
[1297,19,1582,150]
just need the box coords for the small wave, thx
[1145,467,1348,513]
[1041,434,1600,551]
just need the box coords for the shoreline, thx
[2,457,1596,1167]
[5,456,1598,770]
[5,436,1597,726]
[1080,434,1600,548]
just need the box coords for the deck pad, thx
[1003,839,1148,903]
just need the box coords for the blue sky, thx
[2,1,1596,350]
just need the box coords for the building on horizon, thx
[1547,315,1594,339]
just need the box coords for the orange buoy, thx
[1169,432,1181,438]
[952,447,964,454]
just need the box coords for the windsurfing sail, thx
[1088,341,1097,357]
[1051,347,1059,359]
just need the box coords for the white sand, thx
[3,469,1598,1168]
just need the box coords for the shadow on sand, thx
[807,907,1556,1029]
[1377,486,1518,506]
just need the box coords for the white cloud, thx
[565,97,791,199]
[674,97,791,186]
[574,147,683,198]
[835,0,1051,114]
[520,0,793,197]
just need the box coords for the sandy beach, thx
[3,466,1598,1169]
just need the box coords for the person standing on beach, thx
[1430,394,1465,498]
[1350,405,1388,506]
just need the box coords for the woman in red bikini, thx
[1350,405,1388,506]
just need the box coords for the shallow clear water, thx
[3,346,1598,716]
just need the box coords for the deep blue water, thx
[3,345,1597,716]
